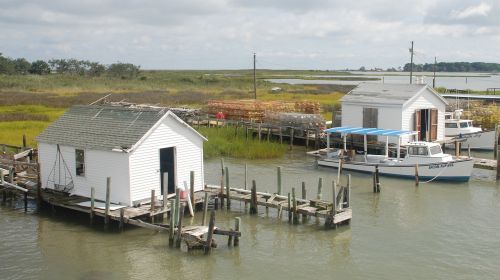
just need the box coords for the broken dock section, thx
[205,174,352,228]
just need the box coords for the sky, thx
[0,0,499,70]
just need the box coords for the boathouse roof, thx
[36,104,206,151]
[341,83,448,106]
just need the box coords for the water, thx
[2,149,500,279]
[267,72,500,91]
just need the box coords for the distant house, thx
[341,83,448,143]
[36,105,207,206]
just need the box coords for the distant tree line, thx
[403,62,500,72]
[0,53,140,78]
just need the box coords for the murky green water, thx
[2,149,500,280]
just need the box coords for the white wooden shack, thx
[341,83,448,143]
[36,105,207,206]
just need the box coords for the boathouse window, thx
[363,108,378,142]
[75,149,85,176]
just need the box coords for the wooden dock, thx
[204,175,353,228]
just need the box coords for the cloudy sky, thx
[1,0,499,69]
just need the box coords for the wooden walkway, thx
[204,179,352,228]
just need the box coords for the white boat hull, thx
[445,131,495,151]
[317,158,474,182]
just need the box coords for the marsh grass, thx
[0,70,350,157]
[198,126,287,159]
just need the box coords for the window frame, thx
[75,149,85,177]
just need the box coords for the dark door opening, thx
[160,147,175,194]
[415,109,438,141]
[420,109,428,141]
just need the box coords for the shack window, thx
[75,149,85,176]
[363,108,378,143]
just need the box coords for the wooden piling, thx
[220,158,225,208]
[174,187,180,226]
[301,182,307,222]
[225,166,230,210]
[22,134,27,149]
[258,124,262,141]
[337,153,343,184]
[317,178,323,200]
[205,210,215,254]
[495,124,499,160]
[105,177,111,225]
[169,199,175,246]
[415,164,420,186]
[455,141,460,157]
[162,172,168,207]
[234,217,241,246]
[374,165,380,193]
[292,187,298,224]
[277,166,282,195]
[332,180,337,213]
[287,193,292,223]
[150,189,156,223]
[289,128,294,150]
[175,206,184,248]
[267,127,271,142]
[250,180,257,215]
[119,208,125,231]
[346,174,351,208]
[279,127,283,144]
[190,171,195,207]
[202,192,209,226]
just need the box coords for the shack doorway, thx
[159,147,176,194]
[415,109,437,141]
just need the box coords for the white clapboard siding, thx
[341,103,363,127]
[402,89,446,142]
[341,103,403,143]
[38,142,131,205]
[129,115,204,203]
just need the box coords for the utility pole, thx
[433,56,437,88]
[253,53,257,99]
[409,41,414,84]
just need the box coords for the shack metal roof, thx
[36,105,206,152]
[341,83,448,106]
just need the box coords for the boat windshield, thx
[468,121,473,127]
[408,146,428,156]
[460,122,469,128]
[429,145,442,155]
[445,123,458,128]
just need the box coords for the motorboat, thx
[318,127,474,182]
[445,110,495,150]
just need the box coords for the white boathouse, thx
[341,83,448,143]
[36,104,207,206]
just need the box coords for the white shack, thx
[36,105,207,206]
[341,83,448,143]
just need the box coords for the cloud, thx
[0,0,499,69]
[450,2,491,19]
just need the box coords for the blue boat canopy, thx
[324,126,418,137]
